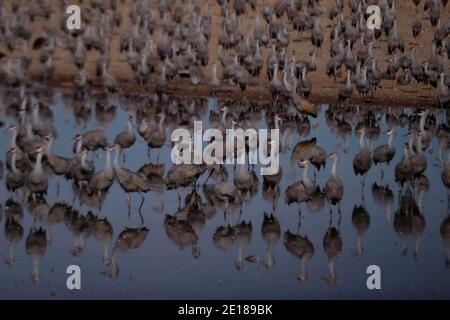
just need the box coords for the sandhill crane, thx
[261,213,280,268]
[285,159,316,204]
[395,143,413,186]
[164,215,200,259]
[6,148,25,192]
[373,128,396,179]
[99,59,117,92]
[141,113,167,161]
[4,216,24,265]
[88,145,115,197]
[108,226,149,279]
[234,163,257,200]
[87,212,113,265]
[70,148,95,185]
[27,145,48,196]
[352,205,371,256]
[353,128,372,180]
[442,151,450,190]
[394,189,425,258]
[5,124,29,171]
[338,70,353,103]
[311,17,323,51]
[74,129,108,152]
[372,182,395,223]
[213,224,234,251]
[409,133,427,177]
[210,62,221,94]
[270,63,282,100]
[290,137,327,178]
[43,134,71,176]
[113,144,150,212]
[26,227,47,283]
[292,79,317,118]
[114,115,136,159]
[324,152,344,208]
[438,74,450,108]
[166,163,207,190]
[283,230,314,281]
[233,220,252,270]
[440,214,450,267]
[322,226,342,283]
[64,208,91,257]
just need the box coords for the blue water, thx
[0,89,449,299]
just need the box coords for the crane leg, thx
[138,192,145,213]
[126,193,131,211]
[297,207,302,234]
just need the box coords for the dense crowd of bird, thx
[0,0,450,286]
[0,0,449,107]
[0,86,450,283]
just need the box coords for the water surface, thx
[0,88,449,299]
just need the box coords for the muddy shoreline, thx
[35,75,439,108]
[1,0,448,107]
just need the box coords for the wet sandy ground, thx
[0,0,449,106]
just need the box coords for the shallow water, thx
[0,88,449,299]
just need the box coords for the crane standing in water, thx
[113,144,150,213]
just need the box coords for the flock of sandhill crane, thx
[0,0,450,285]
[0,85,450,283]
[0,0,449,107]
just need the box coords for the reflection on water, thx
[0,87,450,299]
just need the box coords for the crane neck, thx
[388,133,394,147]
[127,119,133,134]
[408,135,414,150]
[80,152,89,169]
[346,71,351,86]
[34,151,44,173]
[113,149,122,170]
[359,132,365,149]
[10,130,18,149]
[419,113,426,132]
[11,152,18,173]
[212,64,217,79]
[362,68,367,82]
[331,158,338,177]
[221,109,228,127]
[302,162,313,187]
[25,122,33,139]
[274,118,281,130]
[403,148,410,163]
[105,150,112,171]
[158,115,165,131]
[416,136,423,154]
[75,139,82,154]
[44,138,53,155]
